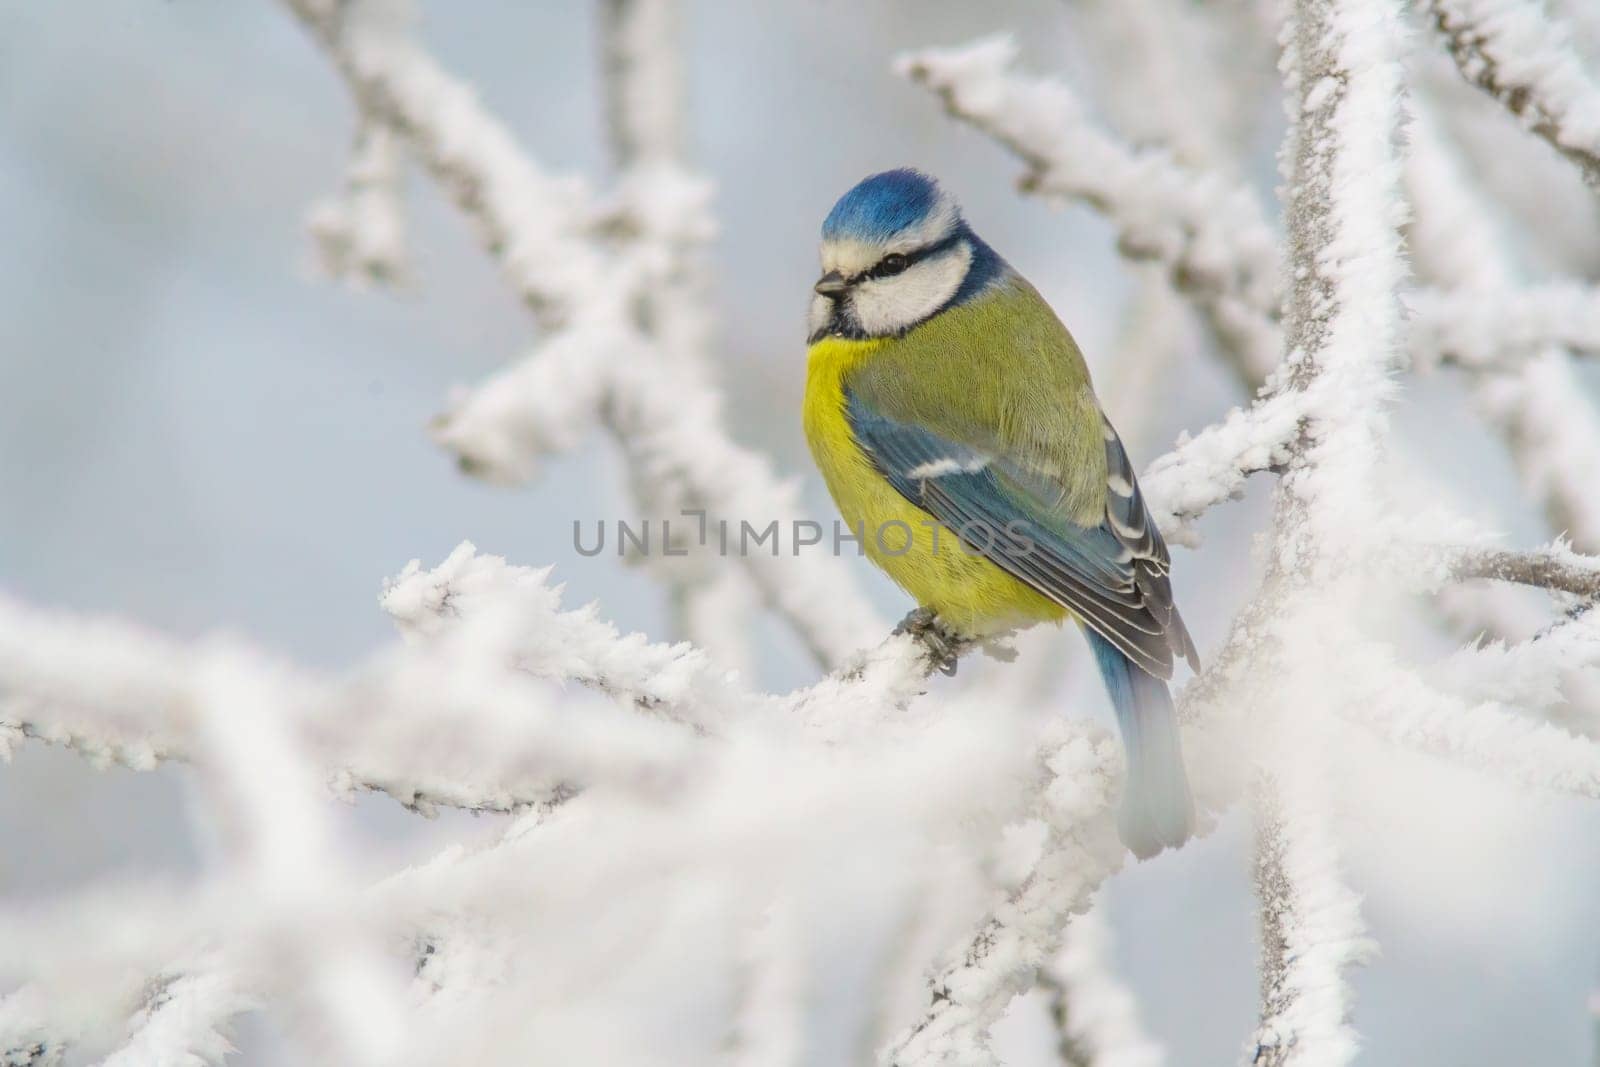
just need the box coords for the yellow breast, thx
[802,336,1064,636]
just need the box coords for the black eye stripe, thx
[858,231,965,282]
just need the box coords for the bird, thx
[801,168,1199,859]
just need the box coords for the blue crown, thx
[821,168,948,243]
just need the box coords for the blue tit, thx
[802,168,1199,858]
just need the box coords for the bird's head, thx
[808,168,1005,343]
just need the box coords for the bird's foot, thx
[893,605,938,637]
[894,607,966,676]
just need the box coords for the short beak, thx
[813,271,848,297]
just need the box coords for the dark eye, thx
[879,253,908,276]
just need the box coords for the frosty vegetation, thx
[4,0,1600,1064]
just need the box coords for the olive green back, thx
[843,277,1109,527]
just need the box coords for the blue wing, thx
[845,388,1199,679]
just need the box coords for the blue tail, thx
[1084,629,1194,859]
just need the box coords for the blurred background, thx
[1,2,1597,1064]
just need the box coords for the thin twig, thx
[1429,0,1600,191]
[1453,546,1600,600]
[282,0,884,669]
[898,37,1282,387]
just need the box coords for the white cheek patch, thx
[849,244,972,336]
[806,292,835,340]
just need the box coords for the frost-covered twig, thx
[1067,0,1269,175]
[886,725,1125,1067]
[1248,769,1372,1067]
[99,969,251,1067]
[284,0,610,323]
[894,36,1311,547]
[600,0,686,170]
[894,31,1388,556]
[384,543,749,726]
[1417,48,1600,276]
[1036,971,1094,1067]
[1428,0,1600,190]
[1436,582,1600,737]
[781,628,963,738]
[188,658,408,1066]
[898,37,1283,387]
[596,0,764,671]
[3,676,1039,1067]
[1431,602,1600,708]
[0,547,712,815]
[1449,335,1600,556]
[884,8,1414,1054]
[895,28,1600,595]
[1,983,73,1066]
[1452,544,1600,600]
[1037,899,1166,1067]
[1139,393,1304,547]
[1064,0,1273,458]
[881,602,1291,1067]
[306,117,411,284]
[285,0,882,669]
[1,969,249,1067]
[1406,101,1600,548]
[724,897,807,1067]
[1238,0,1411,1060]
[898,30,1600,416]
[1409,282,1600,369]
[1334,634,1600,797]
[602,359,886,666]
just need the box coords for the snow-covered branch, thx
[594,0,769,671]
[1248,770,1372,1067]
[306,117,411,285]
[1,611,1041,1065]
[891,30,1600,567]
[1334,633,1600,797]
[1409,282,1600,369]
[1452,543,1600,600]
[1037,899,1166,1067]
[0,546,712,815]
[1238,0,1410,1060]
[600,0,688,170]
[285,0,610,323]
[1139,393,1304,546]
[900,33,1309,547]
[886,724,1125,1067]
[99,969,251,1067]
[883,5,1600,1058]
[283,0,882,667]
[1406,95,1600,549]
[1428,0,1600,190]
[1066,0,1270,175]
[898,36,1283,387]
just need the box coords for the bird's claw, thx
[894,607,964,676]
[892,606,936,637]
